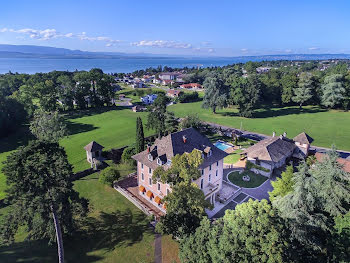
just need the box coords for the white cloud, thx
[308,47,319,50]
[241,48,248,52]
[131,40,192,49]
[285,49,292,53]
[0,27,122,45]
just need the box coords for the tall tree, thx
[164,111,178,134]
[202,73,228,113]
[230,74,261,117]
[281,73,298,105]
[179,114,202,131]
[155,182,211,239]
[321,74,346,109]
[269,165,294,202]
[29,109,67,142]
[214,200,289,263]
[1,141,88,263]
[292,72,314,109]
[146,93,168,138]
[153,149,203,185]
[135,117,145,153]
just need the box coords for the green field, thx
[224,149,243,164]
[0,107,153,200]
[228,171,267,188]
[0,168,156,263]
[169,102,350,151]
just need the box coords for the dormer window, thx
[148,153,153,161]
[208,150,212,157]
[166,159,172,166]
[157,157,162,166]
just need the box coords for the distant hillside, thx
[0,44,171,59]
[0,44,350,61]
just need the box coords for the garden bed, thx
[228,170,267,188]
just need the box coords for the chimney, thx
[183,135,187,143]
[147,144,151,153]
[272,131,276,137]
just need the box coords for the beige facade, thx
[137,158,225,213]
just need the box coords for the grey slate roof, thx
[84,141,104,152]
[293,132,314,145]
[243,136,296,164]
[132,128,228,170]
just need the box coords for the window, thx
[166,188,170,195]
[149,178,152,186]
[157,158,162,166]
[141,173,144,181]
[209,165,212,171]
[148,154,153,161]
[166,159,172,166]
[200,179,204,189]
[201,169,204,175]
[216,170,218,177]
[141,163,144,169]
[209,174,211,182]
[157,183,161,191]
[256,159,261,165]
[149,167,152,174]
[217,161,219,166]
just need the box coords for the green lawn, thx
[169,102,350,151]
[224,149,243,164]
[61,107,154,172]
[228,171,267,188]
[0,107,154,200]
[0,166,156,263]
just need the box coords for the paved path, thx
[241,179,273,200]
[154,233,162,263]
[224,168,273,201]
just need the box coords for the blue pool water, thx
[214,141,231,151]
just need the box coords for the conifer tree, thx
[135,117,144,153]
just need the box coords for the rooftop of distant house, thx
[180,83,202,88]
[315,152,350,173]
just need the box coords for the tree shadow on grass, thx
[253,106,327,118]
[216,106,327,119]
[64,106,125,121]
[0,209,151,263]
[0,239,102,263]
[64,120,97,137]
[0,126,34,155]
[64,209,151,260]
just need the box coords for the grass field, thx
[169,102,350,151]
[162,235,180,263]
[0,166,157,263]
[224,149,243,164]
[228,171,267,188]
[0,107,154,200]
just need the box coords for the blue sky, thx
[1,0,350,56]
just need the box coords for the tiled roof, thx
[294,132,314,145]
[84,141,104,152]
[243,136,296,163]
[132,128,228,170]
[315,152,350,173]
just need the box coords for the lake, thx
[0,57,260,74]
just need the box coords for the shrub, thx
[121,146,136,164]
[178,91,200,103]
[246,161,270,172]
[99,166,120,186]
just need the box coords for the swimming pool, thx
[214,141,232,151]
